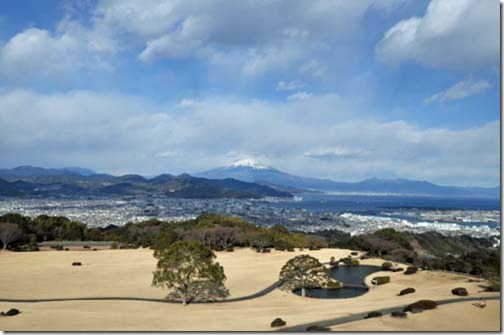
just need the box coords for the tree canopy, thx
[152,241,229,305]
[279,254,330,297]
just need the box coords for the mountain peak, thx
[228,158,270,170]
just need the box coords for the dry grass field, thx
[0,248,500,331]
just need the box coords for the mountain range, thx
[196,159,500,198]
[0,160,500,198]
[0,165,290,199]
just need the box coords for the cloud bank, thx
[0,89,498,186]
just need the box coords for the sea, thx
[272,194,501,212]
[270,194,501,228]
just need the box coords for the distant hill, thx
[0,165,96,181]
[197,159,500,198]
[0,166,291,199]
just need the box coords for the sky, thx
[0,0,500,187]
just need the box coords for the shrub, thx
[308,246,321,251]
[326,281,341,289]
[392,268,404,272]
[275,247,286,251]
[110,242,118,249]
[226,247,234,252]
[364,311,382,319]
[404,266,418,275]
[1,308,20,316]
[391,311,407,318]
[83,245,90,249]
[486,282,500,292]
[287,247,295,252]
[381,262,393,271]
[350,251,358,256]
[270,318,286,327]
[372,276,390,285]
[64,248,70,251]
[262,248,271,253]
[404,300,437,313]
[50,245,64,251]
[399,287,415,296]
[351,259,360,266]
[451,287,468,296]
[306,325,330,332]
[72,262,82,266]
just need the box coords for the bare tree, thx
[0,223,23,251]
[192,227,241,250]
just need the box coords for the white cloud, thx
[376,0,499,71]
[304,147,367,160]
[287,91,313,101]
[92,0,407,76]
[175,98,199,109]
[0,89,499,186]
[276,80,304,91]
[425,79,492,104]
[0,20,116,81]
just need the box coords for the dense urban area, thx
[0,196,499,244]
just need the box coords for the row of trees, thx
[1,213,499,282]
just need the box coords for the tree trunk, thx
[2,243,6,251]
[301,287,306,297]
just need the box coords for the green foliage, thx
[326,280,341,289]
[413,231,494,256]
[391,311,407,318]
[374,228,413,251]
[351,259,360,266]
[381,262,393,271]
[372,276,390,285]
[451,287,468,296]
[152,229,179,253]
[152,241,229,305]
[404,266,418,275]
[110,241,118,249]
[399,287,416,296]
[1,308,20,316]
[306,325,330,332]
[279,255,329,296]
[364,311,382,319]
[486,282,500,292]
[270,318,286,327]
[404,300,437,313]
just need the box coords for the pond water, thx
[293,265,381,299]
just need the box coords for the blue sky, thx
[0,0,500,186]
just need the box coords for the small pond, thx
[293,265,381,299]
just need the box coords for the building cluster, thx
[0,196,500,242]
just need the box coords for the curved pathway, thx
[0,280,283,305]
[277,296,501,332]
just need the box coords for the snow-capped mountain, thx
[196,159,500,197]
[228,158,270,170]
